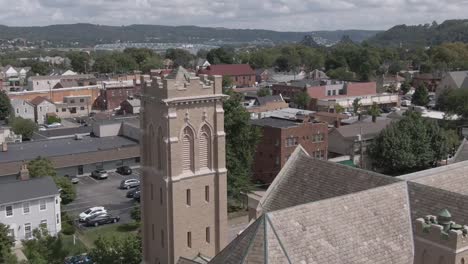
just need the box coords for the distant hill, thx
[0,23,380,47]
[368,19,468,47]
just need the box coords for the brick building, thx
[251,116,328,184]
[199,64,256,87]
[96,80,136,110]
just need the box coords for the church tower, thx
[141,67,228,264]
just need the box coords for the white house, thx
[0,171,61,244]
[10,98,35,122]
[30,96,57,125]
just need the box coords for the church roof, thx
[166,66,194,81]
[212,182,413,264]
[259,146,401,213]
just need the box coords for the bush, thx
[54,176,76,204]
[47,115,61,125]
[60,212,75,235]
[11,117,37,139]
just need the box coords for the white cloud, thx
[0,0,467,31]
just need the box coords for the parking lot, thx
[63,168,141,228]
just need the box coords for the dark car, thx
[64,254,93,264]
[134,191,141,202]
[85,213,120,227]
[126,187,140,198]
[116,166,132,175]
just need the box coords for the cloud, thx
[0,0,467,31]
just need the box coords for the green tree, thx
[165,49,194,68]
[352,98,362,115]
[207,48,234,64]
[292,91,310,110]
[47,116,61,125]
[0,91,13,120]
[412,84,430,106]
[0,223,16,264]
[400,81,411,95]
[257,87,271,97]
[28,157,76,204]
[223,90,261,201]
[11,117,37,139]
[368,112,458,175]
[123,48,154,66]
[130,206,141,222]
[89,235,142,264]
[334,104,344,114]
[93,54,117,73]
[222,76,233,88]
[367,102,381,122]
[22,227,69,264]
[67,52,90,73]
[436,88,468,118]
[140,57,163,73]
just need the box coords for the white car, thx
[46,122,62,128]
[79,207,107,222]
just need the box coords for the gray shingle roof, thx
[256,95,283,106]
[250,117,299,129]
[260,146,401,213]
[452,138,468,163]
[334,119,392,140]
[0,177,59,205]
[448,71,468,88]
[212,182,413,264]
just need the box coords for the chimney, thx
[19,163,30,181]
[1,142,7,152]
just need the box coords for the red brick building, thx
[251,116,328,184]
[199,64,256,87]
[95,80,136,110]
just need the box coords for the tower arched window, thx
[461,258,465,264]
[182,127,195,172]
[157,127,163,170]
[199,125,212,169]
[148,125,155,166]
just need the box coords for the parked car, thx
[120,178,140,189]
[65,175,79,184]
[64,254,93,264]
[116,166,132,175]
[85,213,120,227]
[79,207,107,222]
[127,187,140,198]
[46,122,62,128]
[91,169,108,180]
[38,125,47,131]
[134,191,141,202]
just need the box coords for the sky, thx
[0,0,468,31]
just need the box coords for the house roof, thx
[30,96,53,106]
[200,64,255,76]
[346,82,377,96]
[29,74,95,81]
[447,71,468,88]
[166,66,194,81]
[452,139,468,163]
[250,117,300,129]
[333,119,392,140]
[256,95,284,106]
[212,181,413,264]
[0,177,59,205]
[125,98,141,107]
[259,146,401,213]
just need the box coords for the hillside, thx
[368,19,468,47]
[0,23,379,47]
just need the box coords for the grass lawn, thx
[78,222,140,248]
[61,234,88,256]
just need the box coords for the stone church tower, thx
[140,67,228,264]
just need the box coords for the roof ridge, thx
[398,159,468,181]
[265,214,292,264]
[240,215,265,264]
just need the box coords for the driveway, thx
[63,168,141,227]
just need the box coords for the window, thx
[23,202,30,214]
[152,224,155,241]
[24,108,27,113]
[327,90,331,96]
[56,198,58,204]
[313,133,324,142]
[39,106,42,112]
[56,213,60,224]
[5,205,13,217]
[206,227,210,243]
[135,157,140,163]
[151,184,154,201]
[205,186,210,202]
[80,99,84,103]
[186,189,191,206]
[182,127,195,172]
[62,108,66,112]
[160,188,163,205]
[24,223,32,239]
[275,156,280,165]
[187,232,192,248]
[39,199,46,211]
[40,220,47,230]
[56,109,58,113]
[78,165,84,175]
[157,127,163,170]
[16,108,19,114]
[199,125,211,169]
[80,107,85,111]
[70,99,75,103]
[161,230,165,248]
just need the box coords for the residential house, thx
[250,116,328,184]
[27,74,96,91]
[412,72,442,92]
[195,59,210,70]
[436,71,468,97]
[0,171,61,243]
[244,95,289,118]
[120,98,141,114]
[10,98,35,121]
[30,96,56,125]
[199,64,256,87]
[96,80,136,110]
[1,65,30,86]
[255,69,272,83]
[55,95,91,118]
[308,69,329,80]
[328,119,392,166]
[377,74,406,92]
